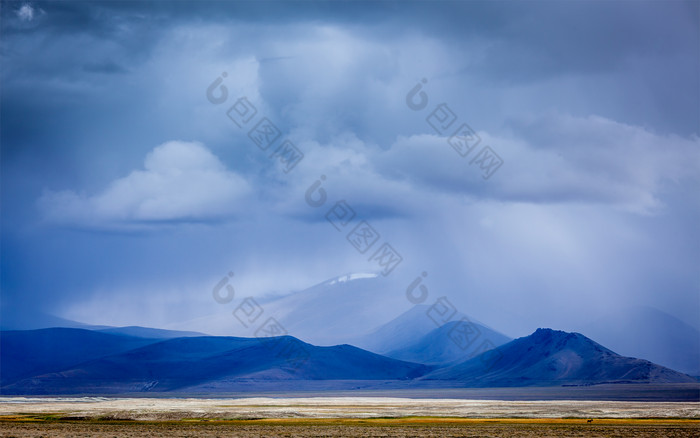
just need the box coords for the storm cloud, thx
[1,0,698,338]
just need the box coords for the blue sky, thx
[1,0,699,337]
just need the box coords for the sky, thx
[1,0,699,338]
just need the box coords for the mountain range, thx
[576,306,700,376]
[1,328,429,394]
[353,305,512,365]
[1,274,697,395]
[170,273,409,345]
[3,273,697,376]
[172,273,700,375]
[423,328,696,387]
[1,325,694,395]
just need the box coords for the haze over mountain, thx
[386,320,512,365]
[424,328,696,387]
[4,272,696,380]
[260,274,409,346]
[173,273,410,345]
[354,305,454,354]
[576,306,700,376]
[96,326,205,339]
[2,326,695,395]
[1,328,429,395]
[0,328,160,386]
[255,278,700,375]
[0,304,102,331]
[354,305,511,365]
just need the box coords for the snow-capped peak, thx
[326,272,379,286]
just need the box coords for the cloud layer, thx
[38,141,251,227]
[2,1,698,338]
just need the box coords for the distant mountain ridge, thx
[424,328,696,387]
[354,305,512,365]
[576,306,700,376]
[96,326,205,339]
[354,305,452,353]
[386,319,511,365]
[251,273,408,346]
[171,272,410,344]
[0,328,159,385]
[1,326,694,395]
[5,274,696,378]
[0,328,430,394]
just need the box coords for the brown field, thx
[1,396,698,437]
[2,396,698,420]
[0,418,699,438]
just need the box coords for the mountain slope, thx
[353,305,511,365]
[0,328,159,385]
[253,273,409,346]
[385,319,511,365]
[424,328,696,387]
[0,304,106,331]
[97,326,205,339]
[172,273,409,345]
[353,305,449,354]
[577,306,700,376]
[2,334,432,394]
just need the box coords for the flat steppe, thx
[1,388,698,437]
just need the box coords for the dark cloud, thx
[82,61,128,74]
[1,0,698,337]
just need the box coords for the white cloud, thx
[268,113,699,220]
[370,114,700,215]
[17,4,34,21]
[492,114,700,213]
[38,141,252,228]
